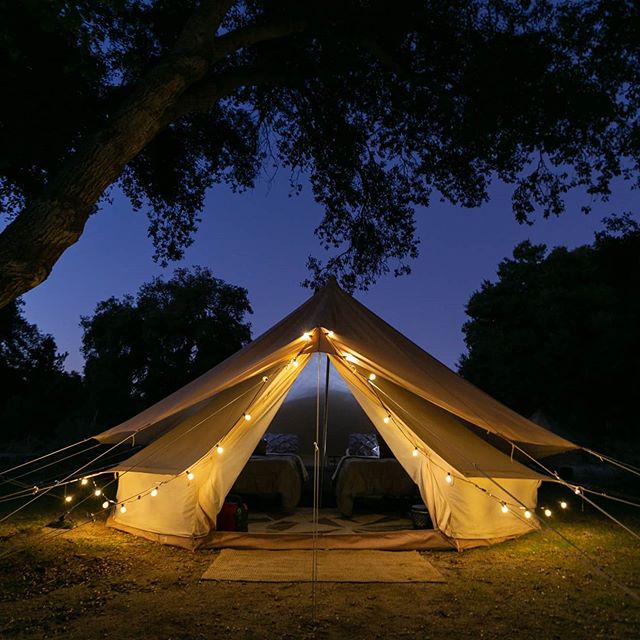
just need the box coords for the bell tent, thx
[94,279,576,550]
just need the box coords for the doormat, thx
[201,549,445,583]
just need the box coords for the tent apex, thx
[314,275,341,293]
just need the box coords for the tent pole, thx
[319,354,330,507]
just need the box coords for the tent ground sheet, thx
[201,549,445,582]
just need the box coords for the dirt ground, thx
[0,504,639,640]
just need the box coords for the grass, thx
[0,500,639,639]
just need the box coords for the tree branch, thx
[0,2,240,310]
[175,0,237,54]
[168,66,303,120]
[207,16,309,62]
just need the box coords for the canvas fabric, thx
[103,279,571,545]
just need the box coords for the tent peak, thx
[313,275,342,294]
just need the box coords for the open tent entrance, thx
[230,353,425,537]
[98,279,573,551]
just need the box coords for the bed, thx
[332,456,418,517]
[231,453,308,512]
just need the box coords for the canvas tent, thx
[94,279,577,550]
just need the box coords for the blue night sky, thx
[21,174,636,374]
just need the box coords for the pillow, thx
[263,433,299,454]
[347,433,379,457]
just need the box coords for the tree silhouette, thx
[0,300,82,448]
[0,1,638,303]
[81,267,252,429]
[459,215,640,448]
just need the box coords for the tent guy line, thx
[0,430,137,524]
[500,437,640,541]
[0,367,278,523]
[0,442,104,489]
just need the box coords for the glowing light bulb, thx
[102,500,109,509]
[216,444,224,454]
[262,376,268,382]
[560,501,567,509]
[574,487,581,495]
[445,473,453,485]
[120,504,127,514]
[326,330,334,338]
[524,510,532,519]
[291,358,299,368]
[80,478,89,486]
[94,489,102,497]
[412,447,419,457]
[187,471,194,481]
[501,503,509,514]
[150,487,158,497]
[368,373,376,381]
[544,508,552,517]
[345,354,356,363]
[65,495,73,503]
[244,413,252,422]
[383,415,391,424]
[302,332,312,341]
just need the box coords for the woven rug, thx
[201,549,444,583]
[247,508,413,534]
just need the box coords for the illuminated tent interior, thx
[94,279,577,550]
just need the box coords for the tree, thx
[0,300,83,448]
[0,1,638,303]
[81,267,252,428]
[458,214,640,448]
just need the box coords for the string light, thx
[302,332,312,341]
[243,413,252,422]
[326,330,334,338]
[560,501,568,509]
[94,488,102,497]
[65,495,73,503]
[368,373,376,381]
[412,447,419,457]
[120,504,127,514]
[291,358,299,368]
[574,487,581,495]
[501,503,509,514]
[344,354,356,363]
[262,376,268,382]
[524,510,532,519]
[102,500,109,509]
[383,415,391,424]
[150,487,158,497]
[445,473,453,485]
[80,478,89,486]
[216,444,224,454]
[544,508,552,517]
[186,471,194,481]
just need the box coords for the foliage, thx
[0,300,82,447]
[459,214,640,447]
[80,267,252,429]
[0,1,639,295]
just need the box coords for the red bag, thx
[216,498,249,531]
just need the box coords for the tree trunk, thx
[0,53,212,309]
[0,2,307,309]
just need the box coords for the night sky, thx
[21,173,636,374]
